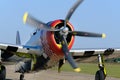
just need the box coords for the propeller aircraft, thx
[0,0,119,80]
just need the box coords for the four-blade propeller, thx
[23,0,106,72]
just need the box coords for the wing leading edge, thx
[0,43,42,58]
[70,48,120,57]
[1,42,120,58]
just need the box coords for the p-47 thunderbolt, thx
[0,0,119,80]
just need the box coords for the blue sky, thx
[0,0,120,49]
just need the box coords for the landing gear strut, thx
[95,54,107,80]
[0,50,6,80]
[19,54,37,80]
[20,73,24,80]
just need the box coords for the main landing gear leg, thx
[20,72,24,80]
[95,54,107,80]
[19,54,37,80]
[0,50,6,80]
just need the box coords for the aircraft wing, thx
[70,48,120,57]
[0,43,41,58]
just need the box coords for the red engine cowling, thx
[46,20,75,56]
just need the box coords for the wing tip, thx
[23,12,28,24]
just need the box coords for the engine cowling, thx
[46,20,75,56]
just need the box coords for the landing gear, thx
[0,50,6,80]
[95,69,105,80]
[95,54,107,80]
[17,54,37,80]
[20,73,24,80]
[0,65,6,80]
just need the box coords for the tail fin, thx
[16,31,21,45]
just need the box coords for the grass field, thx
[53,63,120,78]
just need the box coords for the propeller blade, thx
[23,12,60,31]
[65,0,83,22]
[64,0,84,31]
[61,36,81,72]
[69,31,106,38]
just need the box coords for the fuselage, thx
[24,19,75,68]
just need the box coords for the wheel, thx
[0,65,6,80]
[95,70,105,80]
[20,73,24,80]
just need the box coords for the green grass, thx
[53,63,120,78]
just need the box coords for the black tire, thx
[0,65,6,80]
[20,73,24,80]
[95,70,105,80]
